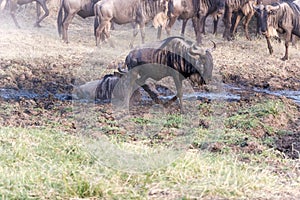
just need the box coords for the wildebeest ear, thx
[113,71,123,78]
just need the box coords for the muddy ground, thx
[0,4,299,159]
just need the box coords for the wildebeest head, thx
[254,3,280,36]
[216,0,226,17]
[187,42,215,85]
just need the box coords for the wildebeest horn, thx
[253,3,264,11]
[189,43,205,56]
[117,65,128,74]
[266,5,280,12]
[206,40,216,52]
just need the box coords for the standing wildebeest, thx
[120,36,215,112]
[57,0,101,43]
[94,0,167,47]
[223,0,256,40]
[164,0,225,44]
[255,0,280,35]
[254,0,300,60]
[0,0,49,28]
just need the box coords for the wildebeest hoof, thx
[34,23,42,28]
[268,48,273,55]
[281,56,288,61]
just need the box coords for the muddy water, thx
[0,88,72,101]
[0,85,299,105]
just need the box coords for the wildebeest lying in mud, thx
[119,36,215,113]
[72,71,124,102]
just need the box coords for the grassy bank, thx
[0,98,299,199]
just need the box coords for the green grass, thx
[0,126,299,199]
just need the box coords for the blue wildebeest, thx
[93,0,168,47]
[0,0,49,28]
[254,0,300,60]
[57,0,101,43]
[255,0,280,35]
[120,36,215,113]
[222,0,256,40]
[164,0,225,44]
[72,71,123,101]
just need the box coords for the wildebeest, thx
[120,36,215,112]
[72,71,123,101]
[196,0,225,42]
[0,0,49,28]
[223,0,256,40]
[254,0,300,60]
[152,6,169,32]
[94,0,167,47]
[162,0,198,41]
[57,0,100,43]
[164,0,225,44]
[255,0,280,35]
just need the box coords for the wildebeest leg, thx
[223,6,232,40]
[95,18,110,46]
[230,12,243,39]
[213,17,219,35]
[36,2,41,19]
[166,16,177,35]
[256,14,262,37]
[140,24,146,44]
[181,19,188,36]
[163,76,184,113]
[103,22,114,48]
[141,85,162,104]
[243,12,254,41]
[291,35,297,48]
[282,32,292,61]
[9,1,20,28]
[129,23,140,48]
[191,17,198,38]
[62,12,76,43]
[34,0,49,27]
[265,35,273,55]
[200,16,207,35]
[157,26,162,40]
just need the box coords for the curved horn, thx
[253,3,264,11]
[266,5,280,12]
[117,65,128,74]
[189,43,205,56]
[206,40,216,52]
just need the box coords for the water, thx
[0,85,299,105]
[253,88,300,104]
[0,88,72,101]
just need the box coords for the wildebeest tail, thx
[57,0,64,36]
